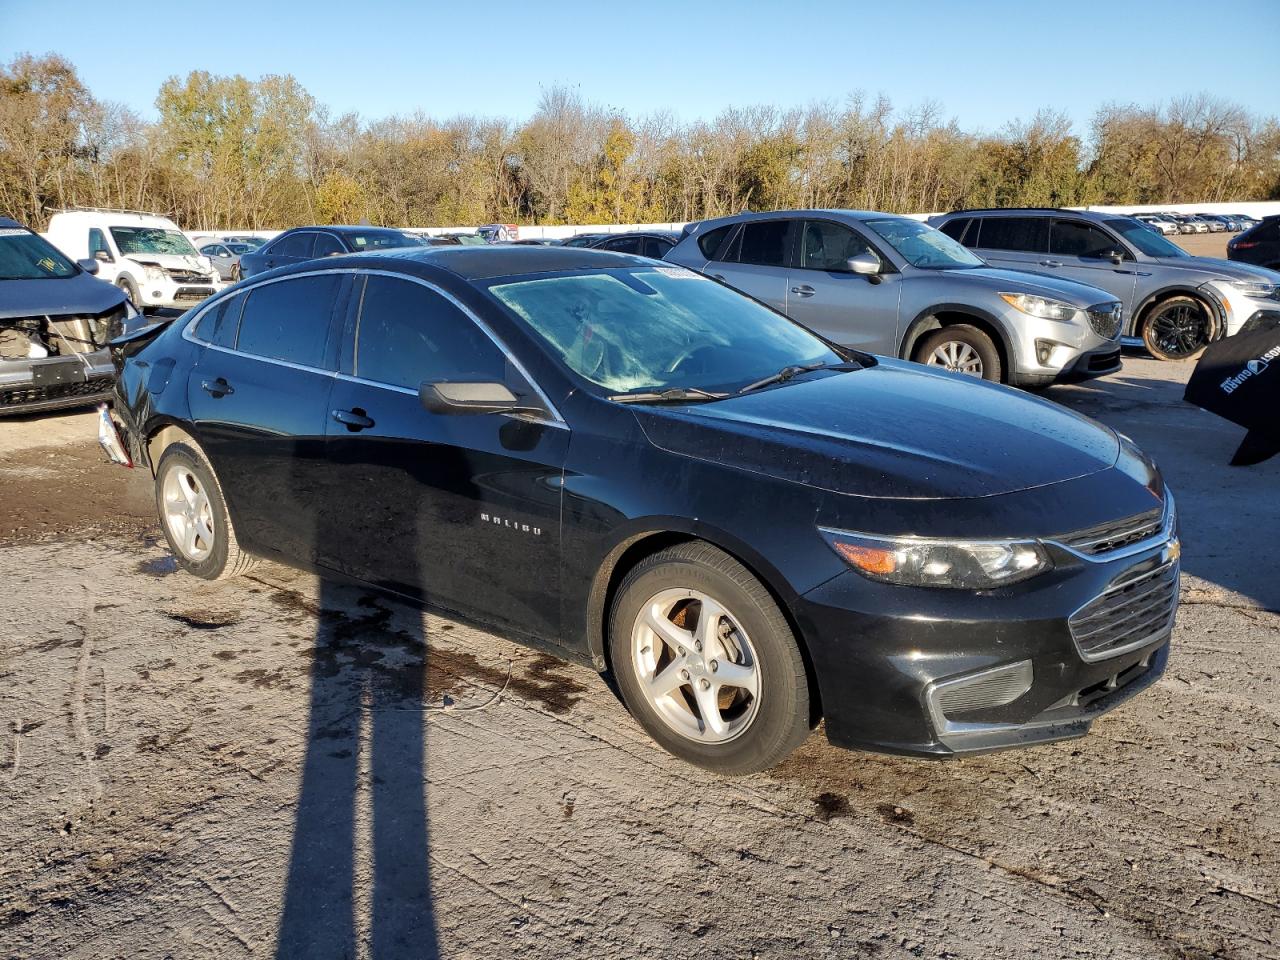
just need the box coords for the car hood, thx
[0,271,127,320]
[939,266,1116,306]
[633,359,1120,500]
[1147,255,1280,283]
[124,252,216,275]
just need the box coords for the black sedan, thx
[1228,215,1280,272]
[102,246,1179,773]
[237,225,418,279]
[586,231,679,258]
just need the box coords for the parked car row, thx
[1133,212,1258,235]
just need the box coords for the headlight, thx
[820,528,1052,589]
[143,264,166,281]
[1228,278,1275,299]
[998,292,1080,322]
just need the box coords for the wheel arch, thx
[1130,284,1224,339]
[899,304,1013,381]
[584,522,823,725]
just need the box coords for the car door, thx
[186,272,348,561]
[320,272,568,638]
[709,219,795,313]
[968,215,1049,271]
[1047,219,1140,306]
[783,219,902,352]
[201,244,234,280]
[255,231,316,274]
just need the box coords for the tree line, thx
[2,52,1277,232]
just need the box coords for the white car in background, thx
[1135,214,1180,236]
[45,209,223,312]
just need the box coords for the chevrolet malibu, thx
[101,246,1179,774]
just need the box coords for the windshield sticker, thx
[653,266,698,279]
[0,228,27,237]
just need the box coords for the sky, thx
[3,0,1279,133]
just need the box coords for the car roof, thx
[0,217,25,230]
[281,224,408,235]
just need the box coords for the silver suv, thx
[665,210,1124,387]
[930,208,1280,361]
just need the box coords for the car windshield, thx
[864,218,984,269]
[0,228,79,280]
[486,265,841,395]
[1105,218,1188,258]
[343,228,415,250]
[110,226,199,257]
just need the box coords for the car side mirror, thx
[419,380,542,416]
[93,249,113,264]
[846,252,881,276]
[77,258,100,275]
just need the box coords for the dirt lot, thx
[0,356,1277,960]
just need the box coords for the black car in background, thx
[588,230,679,258]
[237,225,417,279]
[102,246,1178,773]
[1228,216,1280,272]
[0,217,143,415]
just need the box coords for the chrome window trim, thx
[182,267,567,428]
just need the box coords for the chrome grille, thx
[167,269,211,283]
[1087,302,1123,339]
[1057,508,1163,556]
[1069,560,1178,660]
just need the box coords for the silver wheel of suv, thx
[928,340,984,376]
[630,587,761,743]
[161,464,215,562]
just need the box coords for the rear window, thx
[697,225,734,259]
[193,293,244,348]
[236,274,341,368]
[974,217,1048,253]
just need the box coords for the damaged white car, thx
[44,209,222,312]
[0,218,145,416]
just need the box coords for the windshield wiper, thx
[738,361,856,394]
[608,387,730,404]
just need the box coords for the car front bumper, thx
[794,516,1179,758]
[1002,307,1122,387]
[0,350,115,416]
[135,276,223,309]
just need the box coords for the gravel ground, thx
[0,355,1276,960]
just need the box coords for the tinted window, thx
[89,228,112,260]
[1248,219,1280,242]
[236,274,340,367]
[644,237,674,259]
[735,220,793,267]
[355,276,505,389]
[600,236,643,255]
[269,231,314,258]
[938,218,970,243]
[697,225,734,259]
[975,217,1048,253]
[194,293,244,348]
[312,233,345,257]
[799,221,875,271]
[1051,221,1120,258]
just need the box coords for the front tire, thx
[608,542,811,775]
[116,276,141,310]
[1142,296,1214,361]
[914,324,1002,382]
[154,441,257,580]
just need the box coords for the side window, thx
[269,231,314,258]
[697,224,734,260]
[355,276,506,390]
[89,228,113,261]
[644,237,674,259]
[975,217,1049,253]
[236,274,341,368]
[798,221,875,271]
[1248,219,1278,242]
[938,218,970,243]
[734,220,794,267]
[601,236,643,254]
[193,293,244,348]
[312,233,344,257]
[1050,221,1120,258]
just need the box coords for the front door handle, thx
[711,273,726,281]
[332,408,374,431]
[1038,259,1063,267]
[200,377,233,397]
[791,284,815,297]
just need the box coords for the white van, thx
[45,209,223,311]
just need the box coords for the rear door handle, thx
[1038,259,1063,267]
[331,408,375,431]
[200,377,233,397]
[790,284,815,297]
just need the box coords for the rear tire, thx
[608,542,811,775]
[914,324,1002,382]
[1141,296,1214,362]
[154,441,257,581]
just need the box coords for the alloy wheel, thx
[1149,303,1208,359]
[927,340,984,376]
[162,465,215,562]
[630,588,761,743]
